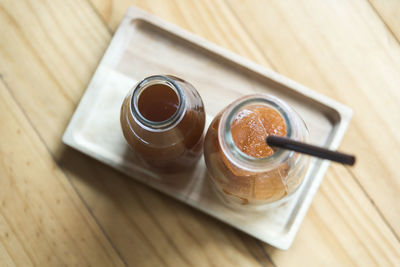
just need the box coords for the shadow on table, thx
[58,145,276,266]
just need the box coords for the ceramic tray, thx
[63,7,352,249]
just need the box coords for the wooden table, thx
[1,1,399,266]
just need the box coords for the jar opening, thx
[219,94,296,172]
[137,83,179,122]
[230,103,288,159]
[131,75,186,130]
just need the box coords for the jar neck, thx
[218,94,299,172]
[130,75,186,131]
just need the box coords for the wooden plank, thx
[60,149,272,267]
[0,0,111,151]
[368,0,400,43]
[223,0,400,237]
[89,0,272,67]
[1,0,400,266]
[265,165,400,266]
[0,81,125,266]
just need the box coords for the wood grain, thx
[1,0,400,266]
[0,0,111,151]
[60,150,273,267]
[0,0,273,266]
[0,81,124,266]
[223,0,400,239]
[368,0,400,42]
[89,0,272,68]
[266,165,400,266]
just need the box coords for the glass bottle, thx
[204,94,309,209]
[120,75,206,173]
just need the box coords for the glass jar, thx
[204,94,309,209]
[120,75,206,173]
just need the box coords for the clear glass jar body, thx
[120,75,206,173]
[204,94,309,209]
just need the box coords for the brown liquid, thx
[120,76,205,173]
[138,84,179,122]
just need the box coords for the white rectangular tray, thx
[63,7,352,250]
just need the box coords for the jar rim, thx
[218,94,297,172]
[130,75,186,131]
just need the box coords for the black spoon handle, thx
[266,135,356,166]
